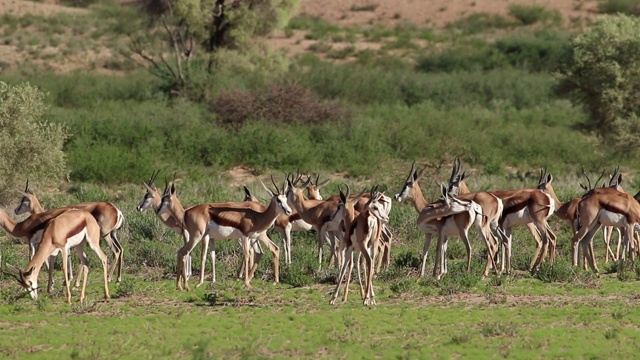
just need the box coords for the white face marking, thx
[394,183,412,202]
[15,198,31,215]
[137,192,154,212]
[276,194,293,216]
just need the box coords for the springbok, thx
[5,209,110,303]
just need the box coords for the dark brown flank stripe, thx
[64,219,88,239]
[289,213,302,222]
[501,200,528,216]
[210,213,242,229]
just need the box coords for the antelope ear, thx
[143,182,155,192]
[23,266,34,279]
[546,173,553,184]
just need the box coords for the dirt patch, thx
[298,0,600,29]
[0,0,87,17]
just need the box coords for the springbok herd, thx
[2,160,640,306]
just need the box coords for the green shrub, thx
[114,278,136,298]
[390,279,418,295]
[598,0,640,15]
[446,12,514,35]
[508,4,562,26]
[0,82,69,202]
[535,258,576,283]
[280,264,314,288]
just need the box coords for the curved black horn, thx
[269,173,280,194]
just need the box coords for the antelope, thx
[394,162,501,279]
[136,171,196,280]
[330,186,388,306]
[242,185,313,265]
[4,209,110,303]
[157,175,290,290]
[285,176,347,270]
[449,161,558,272]
[0,206,78,291]
[15,180,125,283]
[572,186,640,274]
[484,168,556,274]
[544,168,622,267]
[322,187,393,273]
[156,181,270,287]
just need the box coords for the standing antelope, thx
[243,185,313,265]
[5,209,110,303]
[394,162,501,279]
[285,176,346,270]
[572,187,640,274]
[331,186,388,305]
[15,181,125,283]
[486,169,556,274]
[158,175,290,290]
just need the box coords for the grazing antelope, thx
[158,175,290,290]
[0,206,78,291]
[394,162,500,279]
[572,187,640,274]
[15,180,125,283]
[5,209,110,304]
[330,186,388,305]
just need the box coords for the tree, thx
[0,82,69,202]
[555,15,640,151]
[131,0,298,97]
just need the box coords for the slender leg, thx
[420,233,432,277]
[85,236,110,300]
[75,245,90,303]
[61,247,72,304]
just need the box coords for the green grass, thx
[1,269,639,359]
[1,177,640,358]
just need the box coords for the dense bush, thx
[555,14,640,152]
[416,31,569,73]
[0,82,69,202]
[598,0,640,15]
[211,80,350,127]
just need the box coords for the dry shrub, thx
[211,80,350,127]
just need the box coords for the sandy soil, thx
[298,0,599,29]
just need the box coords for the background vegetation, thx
[1,0,640,358]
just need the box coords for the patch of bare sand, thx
[0,0,88,17]
[298,0,600,29]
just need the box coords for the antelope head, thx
[305,174,330,201]
[137,170,161,212]
[262,174,293,216]
[394,162,424,203]
[14,179,36,215]
[5,264,38,300]
[447,157,472,196]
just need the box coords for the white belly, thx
[291,219,313,232]
[503,208,531,227]
[207,221,243,240]
[66,228,88,249]
[598,210,628,227]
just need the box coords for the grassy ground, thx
[1,269,639,359]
